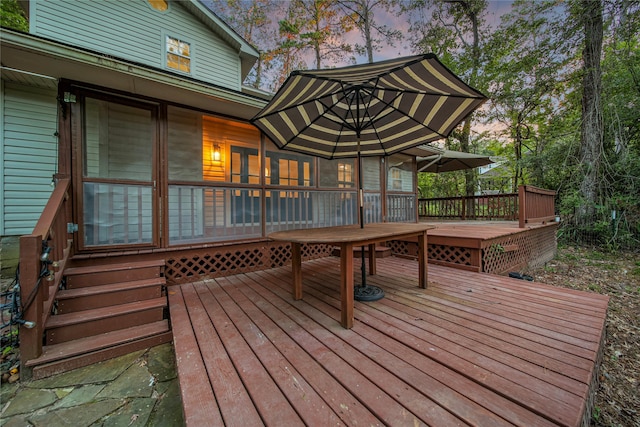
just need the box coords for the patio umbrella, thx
[417,149,493,173]
[253,54,487,300]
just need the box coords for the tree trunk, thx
[578,0,604,219]
[453,0,480,200]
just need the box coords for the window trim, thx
[162,31,194,75]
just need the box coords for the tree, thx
[403,0,489,199]
[0,0,28,31]
[577,0,604,220]
[293,0,355,69]
[337,0,401,63]
[485,0,568,191]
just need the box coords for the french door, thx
[76,93,159,250]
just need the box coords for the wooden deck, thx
[415,220,559,274]
[169,255,608,426]
[425,219,548,239]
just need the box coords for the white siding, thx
[1,82,58,236]
[30,0,241,90]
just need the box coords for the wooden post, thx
[417,231,428,288]
[461,196,466,220]
[518,185,526,228]
[368,243,376,275]
[19,234,44,379]
[340,242,354,329]
[291,243,302,300]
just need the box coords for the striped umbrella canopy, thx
[252,54,487,159]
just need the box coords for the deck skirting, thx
[396,222,558,274]
[71,221,558,285]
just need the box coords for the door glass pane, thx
[84,99,152,180]
[266,150,314,186]
[83,182,153,246]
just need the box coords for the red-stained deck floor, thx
[169,255,608,426]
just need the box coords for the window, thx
[386,154,414,192]
[231,147,260,185]
[337,162,353,188]
[319,158,355,189]
[166,36,191,73]
[147,0,168,11]
[265,151,314,187]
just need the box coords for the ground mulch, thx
[525,246,640,427]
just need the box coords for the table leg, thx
[292,242,302,300]
[417,231,428,289]
[368,243,376,275]
[340,242,354,329]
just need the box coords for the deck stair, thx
[26,259,172,379]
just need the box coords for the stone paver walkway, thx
[0,344,183,427]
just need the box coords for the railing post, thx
[518,185,526,228]
[19,234,44,380]
[461,196,466,220]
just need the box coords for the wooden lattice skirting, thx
[389,223,558,275]
[165,241,333,285]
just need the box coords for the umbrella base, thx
[354,285,385,302]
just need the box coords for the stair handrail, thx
[19,177,74,376]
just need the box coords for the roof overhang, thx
[0,28,267,120]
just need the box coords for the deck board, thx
[170,256,608,427]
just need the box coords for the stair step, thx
[65,260,165,288]
[28,322,172,380]
[27,320,170,367]
[65,259,165,276]
[46,297,167,345]
[56,278,165,313]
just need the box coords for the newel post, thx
[19,234,44,379]
[518,185,526,228]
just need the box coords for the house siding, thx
[30,0,241,91]
[1,82,58,236]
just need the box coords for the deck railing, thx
[19,177,74,376]
[418,185,556,228]
[418,193,519,221]
[387,193,417,222]
[518,185,557,228]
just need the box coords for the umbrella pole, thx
[358,151,366,287]
[354,147,384,302]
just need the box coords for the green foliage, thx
[0,0,28,31]
[417,171,466,198]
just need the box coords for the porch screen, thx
[82,99,154,246]
[386,153,416,222]
[362,157,382,223]
[167,107,262,244]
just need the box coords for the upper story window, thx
[147,0,168,11]
[166,36,191,74]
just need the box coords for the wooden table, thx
[268,223,434,328]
